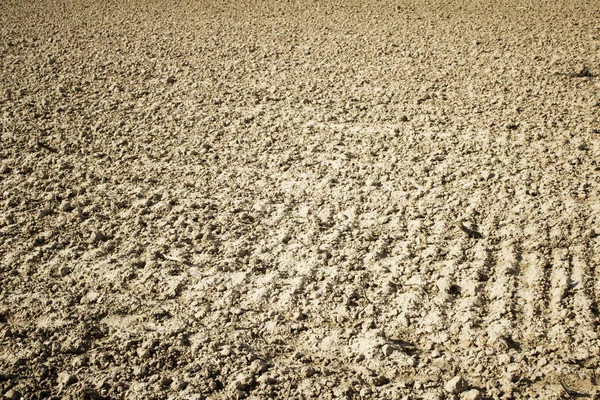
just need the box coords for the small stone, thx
[461,389,482,400]
[60,201,74,212]
[234,373,254,390]
[302,366,317,378]
[13,358,26,367]
[381,344,395,357]
[406,356,418,367]
[74,386,102,400]
[81,291,100,304]
[504,364,520,383]
[170,379,187,391]
[250,359,268,375]
[71,355,88,368]
[574,63,590,77]
[132,365,146,376]
[422,390,443,400]
[537,357,547,367]
[90,231,106,243]
[201,231,215,242]
[371,375,390,386]
[398,313,410,327]
[220,345,233,357]
[39,207,54,217]
[498,354,510,365]
[57,371,78,387]
[4,213,15,225]
[159,376,173,387]
[256,374,278,385]
[166,76,177,84]
[236,248,249,258]
[445,375,468,394]
[58,266,71,277]
[3,389,22,400]
[279,232,291,244]
[137,347,152,360]
[365,177,379,187]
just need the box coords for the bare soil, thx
[1,0,600,399]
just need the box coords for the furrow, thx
[484,240,520,345]
[546,247,572,344]
[456,241,491,343]
[570,243,599,341]
[517,242,551,347]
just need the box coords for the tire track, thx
[570,240,599,340]
[592,240,600,326]
[547,246,572,344]
[517,225,552,348]
[456,240,492,341]
[484,239,521,347]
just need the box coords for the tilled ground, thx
[1,0,600,399]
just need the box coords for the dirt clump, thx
[1,0,599,399]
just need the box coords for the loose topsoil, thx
[1,0,599,399]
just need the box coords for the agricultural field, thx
[1,0,599,398]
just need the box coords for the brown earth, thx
[1,0,600,399]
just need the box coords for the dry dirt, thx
[1,0,600,399]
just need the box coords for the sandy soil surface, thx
[1,0,599,399]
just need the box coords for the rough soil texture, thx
[1,0,600,399]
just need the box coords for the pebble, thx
[60,201,74,212]
[445,375,468,394]
[90,231,106,243]
[256,374,278,385]
[498,354,510,365]
[398,313,410,327]
[170,379,187,391]
[57,371,77,387]
[574,63,588,76]
[461,389,482,400]
[3,390,22,400]
[234,373,254,390]
[381,344,395,357]
[365,177,379,187]
[278,232,291,244]
[236,248,249,258]
[202,231,215,242]
[406,356,418,367]
[250,359,268,375]
[503,368,520,383]
[39,207,54,217]
[302,366,317,378]
[137,347,152,360]
[71,355,88,368]
[220,346,234,357]
[159,376,173,387]
[4,213,15,225]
